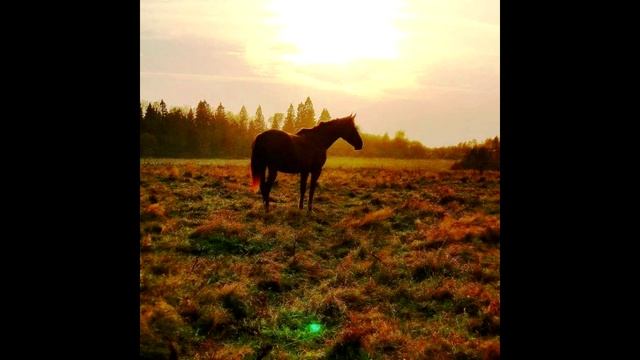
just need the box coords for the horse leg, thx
[299,172,309,209]
[259,169,268,211]
[308,170,321,212]
[265,167,278,212]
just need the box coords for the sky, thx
[140,0,499,147]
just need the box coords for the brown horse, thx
[250,114,363,212]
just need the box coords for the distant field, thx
[140,159,499,359]
[141,157,455,172]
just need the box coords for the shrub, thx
[451,146,499,171]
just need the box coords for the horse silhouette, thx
[250,114,363,212]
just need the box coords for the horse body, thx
[251,115,363,212]
[252,130,323,174]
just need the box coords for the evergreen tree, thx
[159,99,168,119]
[214,102,226,122]
[194,100,212,156]
[318,108,331,123]
[165,107,185,155]
[238,105,249,131]
[141,103,159,157]
[186,108,197,155]
[195,100,211,127]
[270,113,284,129]
[248,117,257,137]
[282,104,296,133]
[302,96,316,128]
[294,102,305,130]
[211,102,229,156]
[254,105,266,133]
[143,103,160,136]
[144,103,157,122]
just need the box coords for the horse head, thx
[341,114,363,150]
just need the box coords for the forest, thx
[140,98,499,161]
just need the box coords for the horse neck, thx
[313,124,342,150]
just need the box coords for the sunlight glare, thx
[266,0,405,65]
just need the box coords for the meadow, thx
[140,157,500,359]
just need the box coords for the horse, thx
[250,114,363,212]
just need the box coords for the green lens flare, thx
[307,322,322,333]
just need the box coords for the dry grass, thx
[141,203,166,221]
[140,159,499,359]
[190,217,247,239]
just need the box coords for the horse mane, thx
[295,121,329,135]
[295,115,355,136]
[295,128,315,136]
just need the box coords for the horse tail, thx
[250,138,265,191]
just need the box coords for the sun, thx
[243,0,420,97]
[265,0,405,65]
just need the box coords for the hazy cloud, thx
[140,0,499,146]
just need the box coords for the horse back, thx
[253,130,323,173]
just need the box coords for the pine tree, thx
[209,102,229,156]
[238,105,249,131]
[141,103,159,157]
[143,103,159,135]
[318,108,331,123]
[270,113,284,129]
[214,103,226,123]
[159,99,168,119]
[186,108,197,155]
[302,96,316,128]
[165,107,185,156]
[144,103,157,121]
[254,105,266,133]
[225,111,236,124]
[294,102,305,130]
[195,100,211,127]
[194,100,212,156]
[282,104,296,133]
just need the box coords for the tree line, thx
[451,137,500,171]
[140,98,499,160]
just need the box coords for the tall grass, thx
[140,160,499,359]
[141,157,455,171]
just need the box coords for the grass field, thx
[141,157,455,171]
[140,158,500,359]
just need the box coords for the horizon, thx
[141,0,499,147]
[140,97,498,148]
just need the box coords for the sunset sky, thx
[140,0,499,147]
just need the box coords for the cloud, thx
[140,71,286,85]
[140,0,499,145]
[141,0,499,99]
